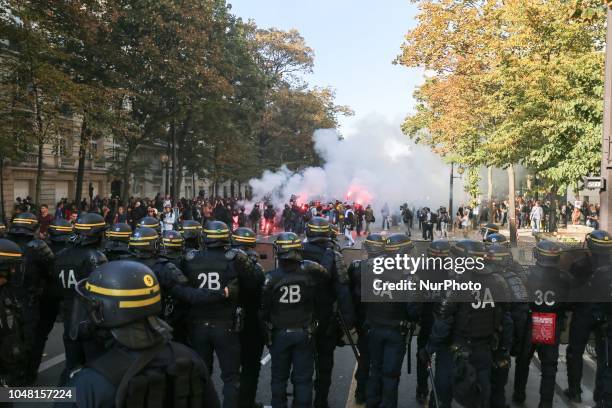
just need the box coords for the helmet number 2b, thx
[59,269,78,289]
[198,272,221,290]
[279,285,301,303]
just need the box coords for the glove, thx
[493,348,510,369]
[225,278,240,300]
[418,347,431,365]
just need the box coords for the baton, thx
[428,362,440,408]
[337,311,360,360]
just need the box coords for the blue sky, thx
[228,0,424,136]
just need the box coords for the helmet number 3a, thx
[198,272,220,290]
[59,269,78,289]
[279,285,301,303]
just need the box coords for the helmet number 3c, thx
[198,272,221,290]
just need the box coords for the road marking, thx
[38,353,66,373]
[345,362,359,408]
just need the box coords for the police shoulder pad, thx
[184,249,198,261]
[225,248,245,260]
[27,238,47,250]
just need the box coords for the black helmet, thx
[480,223,499,239]
[160,229,183,258]
[385,233,414,255]
[533,240,561,267]
[9,212,38,236]
[75,260,162,329]
[48,218,74,243]
[452,240,487,258]
[180,219,202,240]
[129,227,159,254]
[203,220,230,248]
[363,233,385,256]
[427,240,451,258]
[231,227,257,248]
[0,238,23,280]
[137,216,160,232]
[586,230,612,254]
[274,232,303,261]
[305,217,331,243]
[484,233,509,247]
[484,243,512,264]
[106,223,132,243]
[74,212,106,245]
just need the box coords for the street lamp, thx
[160,153,169,196]
[449,162,464,223]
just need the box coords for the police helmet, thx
[452,240,487,259]
[106,223,132,243]
[160,229,183,258]
[586,230,612,255]
[74,212,106,245]
[75,260,161,329]
[203,220,230,248]
[533,239,561,267]
[427,240,451,258]
[480,223,499,238]
[305,217,331,243]
[484,233,509,247]
[137,216,160,231]
[363,233,385,256]
[48,218,74,243]
[129,227,159,253]
[180,219,202,240]
[232,227,257,248]
[385,233,414,255]
[484,243,512,264]
[274,232,303,261]
[0,238,22,280]
[0,223,6,237]
[330,224,340,240]
[9,212,39,236]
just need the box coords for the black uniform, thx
[513,262,569,407]
[302,240,355,408]
[261,259,330,408]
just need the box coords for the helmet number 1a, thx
[279,285,301,303]
[198,272,220,290]
[59,269,77,289]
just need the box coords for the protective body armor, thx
[527,264,569,314]
[182,248,238,323]
[9,235,54,298]
[365,272,418,328]
[104,241,132,261]
[0,286,27,386]
[55,246,108,319]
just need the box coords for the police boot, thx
[512,390,526,404]
[563,388,582,403]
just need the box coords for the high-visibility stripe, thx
[276,240,300,244]
[590,237,612,244]
[234,236,256,242]
[364,240,384,246]
[108,231,131,237]
[50,226,74,231]
[181,226,201,230]
[280,243,302,249]
[204,229,229,233]
[0,251,22,258]
[206,234,229,239]
[163,242,183,247]
[139,223,159,227]
[129,242,156,247]
[13,218,36,224]
[130,235,159,241]
[163,238,183,243]
[86,282,160,297]
[119,294,161,309]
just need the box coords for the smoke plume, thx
[248,114,468,213]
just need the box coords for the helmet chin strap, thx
[110,317,172,350]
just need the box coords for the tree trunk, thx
[237,181,242,200]
[33,87,44,206]
[507,165,517,247]
[74,116,88,204]
[170,120,176,199]
[1,157,6,223]
[175,112,192,199]
[487,166,494,222]
[35,139,44,206]
[549,187,558,232]
[192,171,196,199]
[120,147,135,202]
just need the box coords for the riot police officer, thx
[161,229,184,266]
[484,242,529,408]
[232,227,266,408]
[366,233,420,408]
[513,240,570,408]
[0,239,28,386]
[565,230,612,404]
[415,239,452,405]
[31,218,73,378]
[261,232,330,408]
[66,260,220,408]
[138,215,161,233]
[103,222,132,261]
[421,240,513,408]
[7,212,55,383]
[302,216,355,408]
[180,219,202,250]
[347,232,386,404]
[54,212,108,385]
[181,220,250,408]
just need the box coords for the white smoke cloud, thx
[247,114,468,213]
